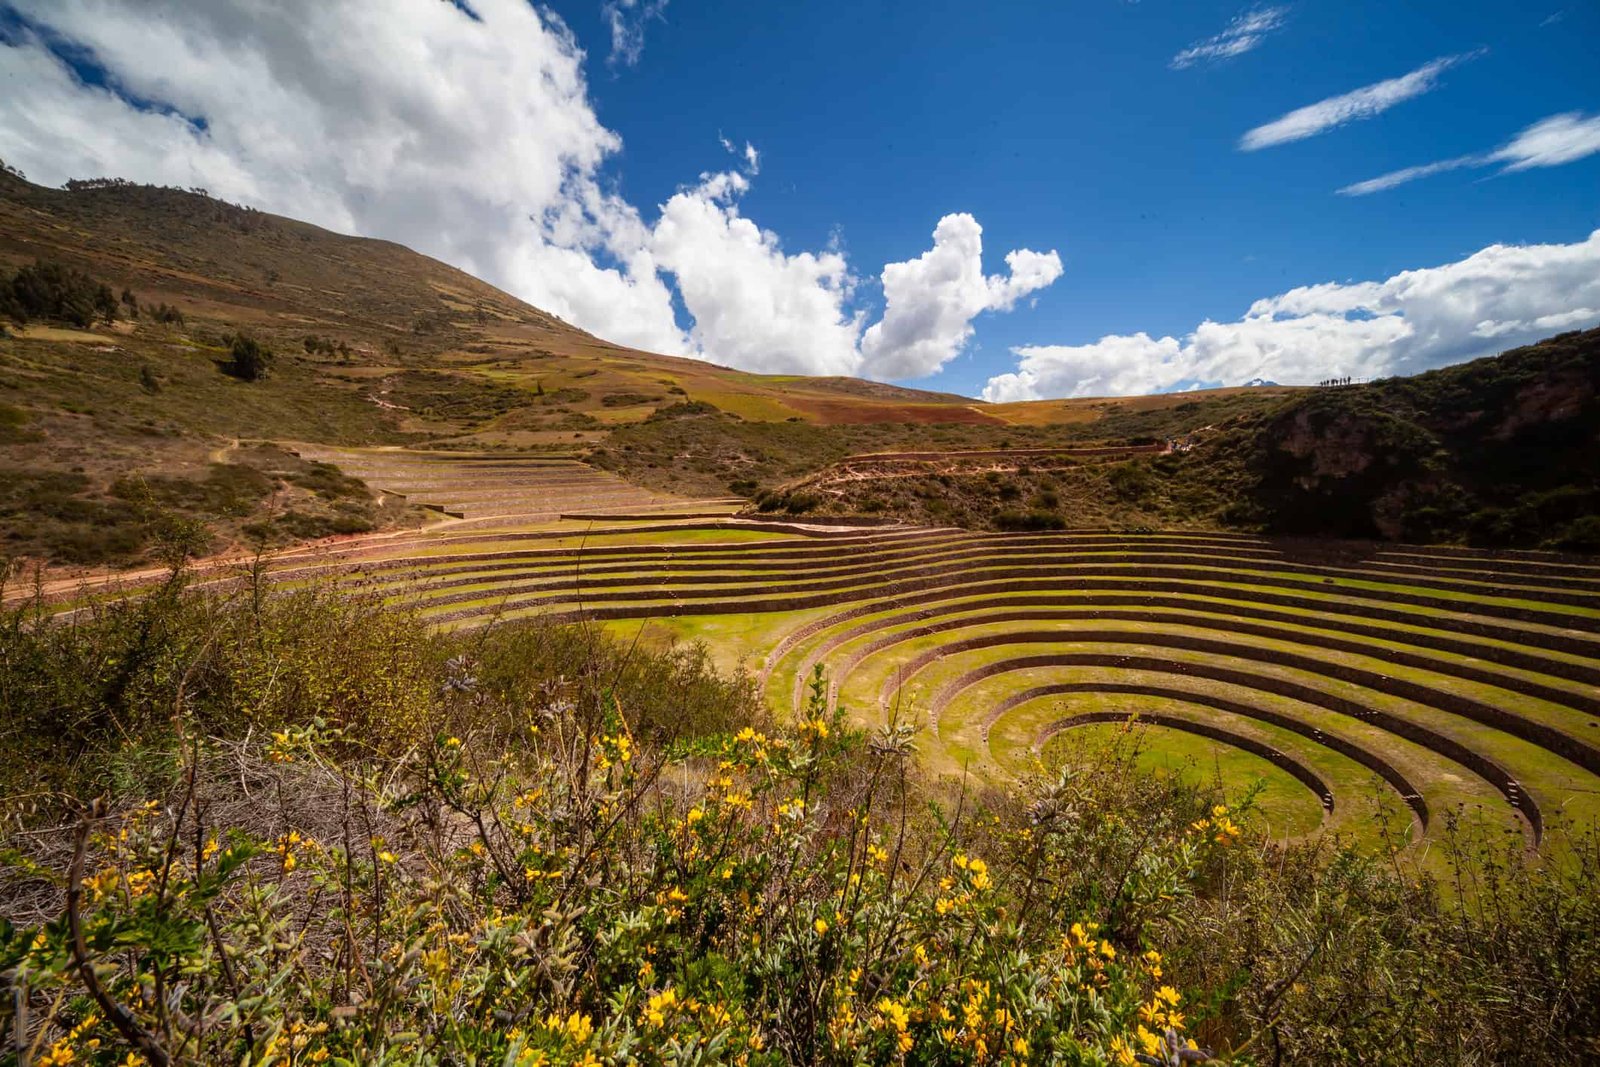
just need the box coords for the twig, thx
[65,799,171,1067]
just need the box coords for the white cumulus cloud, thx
[983,229,1600,400]
[1170,6,1289,70]
[1338,110,1600,195]
[860,214,1062,380]
[651,170,864,376]
[1240,51,1482,150]
[0,0,1059,381]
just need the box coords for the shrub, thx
[1553,515,1600,552]
[995,508,1066,531]
[226,333,274,381]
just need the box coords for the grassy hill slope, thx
[0,172,988,565]
[770,330,1600,548]
[1173,328,1600,549]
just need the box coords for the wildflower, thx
[445,736,462,748]
[38,1041,75,1066]
[1108,1035,1137,1066]
[1137,1026,1162,1056]
[876,1000,913,1052]
[378,851,398,864]
[1155,986,1181,1008]
[545,1011,594,1045]
[644,987,678,1027]
[814,917,829,935]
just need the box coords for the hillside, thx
[775,331,1600,549]
[0,171,991,566]
[0,170,1310,568]
[1221,328,1600,548]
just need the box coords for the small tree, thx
[227,333,274,381]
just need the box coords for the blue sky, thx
[557,0,1599,395]
[1,0,1597,398]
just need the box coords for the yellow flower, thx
[38,1041,75,1066]
[545,1011,593,1045]
[644,987,678,1027]
[377,851,398,864]
[445,736,462,748]
[1155,985,1182,1008]
[814,917,829,935]
[1137,1025,1162,1055]
[1108,1035,1137,1066]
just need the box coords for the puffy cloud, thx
[983,230,1600,401]
[1170,6,1288,70]
[651,170,864,375]
[1339,111,1600,195]
[859,215,1061,379]
[602,0,668,69]
[0,0,1056,380]
[1240,51,1482,150]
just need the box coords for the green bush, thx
[226,333,274,381]
[995,508,1066,531]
